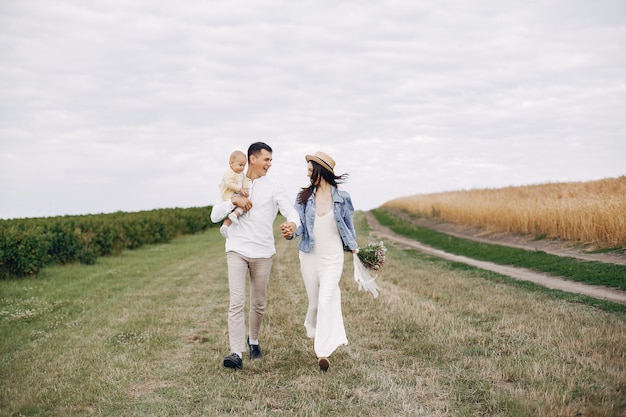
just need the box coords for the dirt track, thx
[364,212,626,305]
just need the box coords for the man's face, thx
[249,149,273,177]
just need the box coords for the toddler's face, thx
[231,154,247,174]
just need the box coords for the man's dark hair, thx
[248,142,273,161]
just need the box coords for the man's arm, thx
[210,199,235,223]
[210,196,253,223]
[275,184,300,239]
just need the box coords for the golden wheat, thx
[383,176,626,248]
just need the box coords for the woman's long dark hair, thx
[297,161,349,205]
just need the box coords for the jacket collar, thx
[331,186,344,203]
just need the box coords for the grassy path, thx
[371,208,626,292]
[1,213,625,416]
[365,212,626,306]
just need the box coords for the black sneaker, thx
[223,353,242,370]
[247,337,262,360]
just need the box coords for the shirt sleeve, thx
[276,184,301,228]
[210,198,236,223]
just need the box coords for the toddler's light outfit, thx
[218,167,250,237]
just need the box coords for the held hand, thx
[231,195,252,212]
[240,188,250,197]
[280,221,296,239]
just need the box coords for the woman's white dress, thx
[299,210,348,357]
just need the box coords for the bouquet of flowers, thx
[357,235,387,270]
[353,234,387,298]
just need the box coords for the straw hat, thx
[305,151,335,174]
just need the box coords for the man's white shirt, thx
[210,176,300,258]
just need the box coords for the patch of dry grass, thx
[384,176,626,248]
[1,213,625,416]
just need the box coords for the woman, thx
[291,151,358,371]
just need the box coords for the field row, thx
[0,206,214,278]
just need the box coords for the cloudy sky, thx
[1,0,624,219]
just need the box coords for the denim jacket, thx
[293,186,358,253]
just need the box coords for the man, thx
[210,142,299,370]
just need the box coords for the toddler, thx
[218,150,250,238]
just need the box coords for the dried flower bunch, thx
[357,234,387,271]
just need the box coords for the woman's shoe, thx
[318,357,330,372]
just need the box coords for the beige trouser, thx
[226,251,273,354]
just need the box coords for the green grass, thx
[372,208,626,291]
[1,212,625,416]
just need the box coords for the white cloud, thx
[1,0,624,218]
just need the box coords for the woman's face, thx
[307,162,322,186]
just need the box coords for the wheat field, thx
[383,176,626,249]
